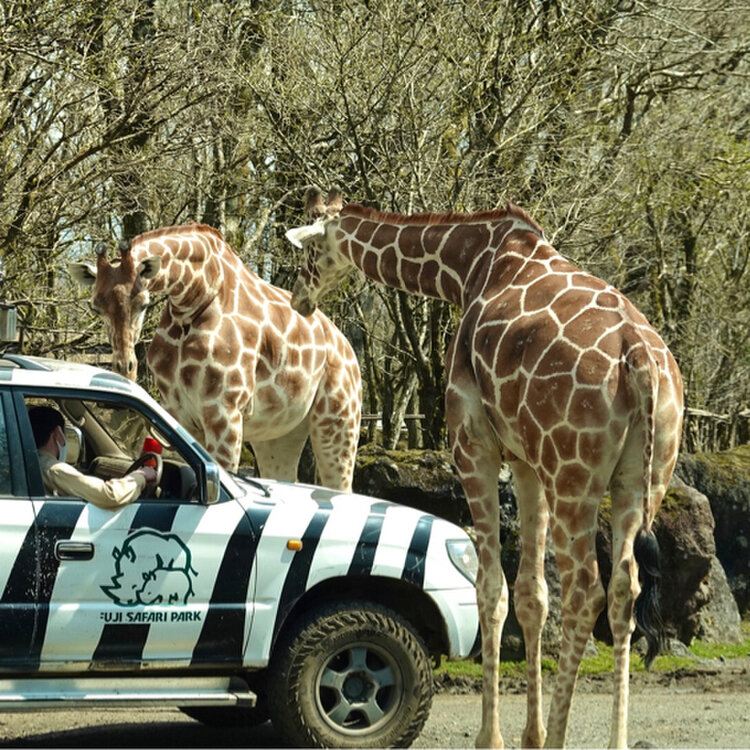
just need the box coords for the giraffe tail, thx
[632,349,665,669]
[633,527,665,668]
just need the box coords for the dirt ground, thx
[421,657,750,748]
[0,659,747,748]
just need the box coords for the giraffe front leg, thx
[510,460,549,749]
[201,403,244,472]
[451,436,506,749]
[472,498,506,750]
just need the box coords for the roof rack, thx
[0,354,53,371]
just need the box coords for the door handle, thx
[55,541,95,561]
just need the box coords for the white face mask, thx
[56,428,67,463]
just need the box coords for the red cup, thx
[141,437,163,467]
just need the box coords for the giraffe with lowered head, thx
[286,188,684,748]
[71,223,361,489]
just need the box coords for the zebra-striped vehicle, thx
[0,353,479,748]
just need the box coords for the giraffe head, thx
[70,241,161,380]
[286,187,349,316]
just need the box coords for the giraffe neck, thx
[336,206,543,307]
[134,226,234,314]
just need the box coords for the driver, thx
[28,405,157,510]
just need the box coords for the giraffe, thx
[70,223,362,490]
[285,188,684,749]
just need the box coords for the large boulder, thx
[595,477,736,645]
[353,444,473,526]
[675,445,750,616]
[353,445,743,655]
[695,556,744,643]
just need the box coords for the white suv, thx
[0,353,479,748]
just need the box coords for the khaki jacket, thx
[38,449,146,510]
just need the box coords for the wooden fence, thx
[363,408,750,454]
[683,407,750,454]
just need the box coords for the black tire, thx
[180,702,270,727]
[268,601,433,748]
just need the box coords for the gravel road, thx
[0,661,747,748]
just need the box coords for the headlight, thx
[446,539,478,584]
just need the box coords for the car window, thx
[0,398,10,494]
[23,394,200,504]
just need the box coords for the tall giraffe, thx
[286,189,684,748]
[70,223,361,490]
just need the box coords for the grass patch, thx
[437,635,750,681]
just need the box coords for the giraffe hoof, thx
[522,728,547,748]
[475,731,504,749]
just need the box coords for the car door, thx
[0,389,35,668]
[15,388,259,671]
[33,497,255,669]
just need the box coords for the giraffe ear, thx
[304,187,326,219]
[285,224,326,249]
[69,262,97,288]
[325,188,343,215]
[137,255,161,280]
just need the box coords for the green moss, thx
[597,495,613,522]
[689,638,750,660]
[692,444,750,485]
[657,487,690,520]
[435,657,558,681]
[436,635,750,681]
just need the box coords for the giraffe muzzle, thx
[291,280,316,317]
[113,354,138,381]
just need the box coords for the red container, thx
[141,437,163,466]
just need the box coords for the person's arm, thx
[46,462,147,510]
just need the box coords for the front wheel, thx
[268,601,433,748]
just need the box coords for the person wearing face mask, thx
[28,405,157,510]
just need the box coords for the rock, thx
[593,477,729,647]
[665,638,692,657]
[353,443,474,526]
[675,446,750,616]
[695,556,744,643]
[651,478,716,644]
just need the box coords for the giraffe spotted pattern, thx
[286,189,683,748]
[71,223,361,489]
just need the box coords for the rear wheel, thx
[268,601,433,748]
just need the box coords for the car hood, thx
[230,475,476,592]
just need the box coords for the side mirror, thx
[187,440,221,505]
[204,461,220,505]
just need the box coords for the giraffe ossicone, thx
[286,188,684,749]
[71,222,362,491]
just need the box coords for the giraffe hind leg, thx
[545,502,606,749]
[251,419,310,483]
[308,381,360,493]
[509,459,549,748]
[606,485,664,748]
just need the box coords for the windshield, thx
[86,401,184,463]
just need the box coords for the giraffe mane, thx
[132,222,228,245]
[342,202,544,235]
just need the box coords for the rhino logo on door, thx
[102,529,197,606]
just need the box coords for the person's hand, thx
[136,466,158,484]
